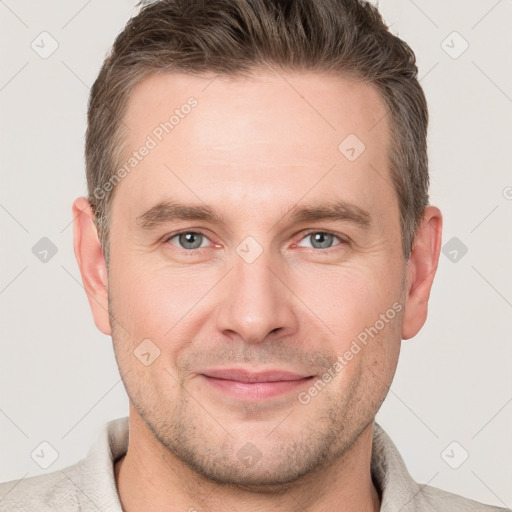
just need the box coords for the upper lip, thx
[201,368,312,383]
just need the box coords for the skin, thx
[73,68,442,511]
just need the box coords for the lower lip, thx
[201,375,313,400]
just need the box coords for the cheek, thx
[315,266,403,407]
[291,260,404,395]
[108,262,227,386]
[110,261,213,339]
[291,262,403,341]
[108,268,187,400]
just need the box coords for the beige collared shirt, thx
[0,417,509,511]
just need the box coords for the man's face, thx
[107,70,406,486]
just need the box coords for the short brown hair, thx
[86,0,429,267]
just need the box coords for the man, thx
[0,0,508,511]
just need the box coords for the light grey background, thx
[1,0,511,507]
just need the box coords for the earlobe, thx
[72,197,111,336]
[401,206,443,340]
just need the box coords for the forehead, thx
[122,69,389,154]
[113,69,393,227]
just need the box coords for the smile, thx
[200,368,315,400]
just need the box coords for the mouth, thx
[200,368,315,400]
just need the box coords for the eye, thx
[296,231,344,250]
[166,231,211,250]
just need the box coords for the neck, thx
[115,411,381,512]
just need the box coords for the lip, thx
[200,368,314,400]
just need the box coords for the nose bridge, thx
[214,246,297,344]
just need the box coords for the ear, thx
[402,205,443,340]
[72,197,111,335]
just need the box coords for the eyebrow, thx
[136,201,223,229]
[135,199,371,231]
[285,200,371,229]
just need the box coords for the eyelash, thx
[164,229,349,254]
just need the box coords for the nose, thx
[214,250,299,345]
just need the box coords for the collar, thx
[79,417,420,511]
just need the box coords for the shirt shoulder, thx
[415,483,511,511]
[0,461,83,512]
[371,423,511,512]
[0,417,128,512]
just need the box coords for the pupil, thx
[180,232,200,249]
[312,232,331,249]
